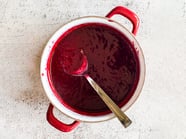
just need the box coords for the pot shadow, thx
[14,43,49,112]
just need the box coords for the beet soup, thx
[48,23,140,115]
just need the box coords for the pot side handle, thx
[106,6,140,35]
[47,104,80,132]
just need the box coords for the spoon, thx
[63,49,132,128]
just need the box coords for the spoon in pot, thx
[63,49,132,128]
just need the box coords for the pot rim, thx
[40,16,145,122]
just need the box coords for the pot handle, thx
[106,6,140,35]
[46,103,80,132]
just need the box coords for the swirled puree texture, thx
[49,23,139,115]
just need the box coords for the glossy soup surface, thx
[49,23,139,115]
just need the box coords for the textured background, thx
[0,0,186,138]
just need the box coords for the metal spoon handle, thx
[84,74,132,128]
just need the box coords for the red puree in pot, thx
[49,23,139,115]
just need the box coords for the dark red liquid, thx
[49,23,139,115]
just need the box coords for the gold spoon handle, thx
[84,74,132,128]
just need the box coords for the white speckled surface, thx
[0,0,186,138]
